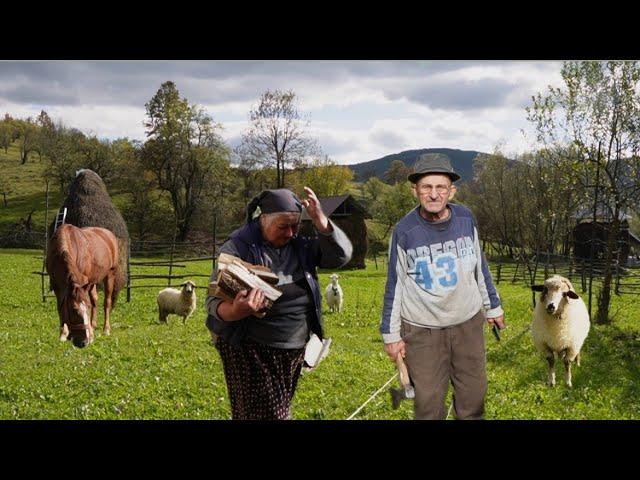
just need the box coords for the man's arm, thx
[381,228,408,358]
[472,226,506,328]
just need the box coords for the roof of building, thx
[301,194,371,220]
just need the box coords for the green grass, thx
[1,249,639,419]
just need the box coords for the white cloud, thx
[0,60,569,165]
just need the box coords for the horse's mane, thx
[54,226,85,288]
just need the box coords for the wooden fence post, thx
[212,211,217,272]
[168,221,177,287]
[41,181,49,302]
[126,242,131,302]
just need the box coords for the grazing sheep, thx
[325,273,343,313]
[531,275,590,387]
[157,280,197,324]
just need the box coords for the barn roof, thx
[301,194,371,220]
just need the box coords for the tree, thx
[239,89,319,188]
[0,120,14,154]
[0,171,11,206]
[114,139,169,243]
[41,122,84,193]
[527,61,640,324]
[384,159,410,185]
[15,118,39,164]
[76,136,118,184]
[141,81,231,241]
[363,176,387,201]
[302,155,354,197]
[372,182,416,238]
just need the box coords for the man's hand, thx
[384,340,406,362]
[487,314,506,330]
[302,186,331,234]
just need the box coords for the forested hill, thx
[348,147,485,183]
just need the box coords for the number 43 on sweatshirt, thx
[410,253,459,292]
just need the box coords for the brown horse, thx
[46,224,121,348]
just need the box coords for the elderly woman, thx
[206,187,353,420]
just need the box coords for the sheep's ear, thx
[531,285,545,292]
[565,290,579,299]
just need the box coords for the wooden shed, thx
[300,194,371,269]
[572,207,639,266]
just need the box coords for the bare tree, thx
[238,89,319,188]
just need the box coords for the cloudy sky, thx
[0,61,564,165]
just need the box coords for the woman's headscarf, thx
[246,189,303,223]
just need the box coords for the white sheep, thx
[325,273,343,313]
[531,275,590,387]
[157,280,197,324]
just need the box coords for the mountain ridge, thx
[347,147,486,183]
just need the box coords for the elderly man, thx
[380,153,505,420]
[206,187,352,420]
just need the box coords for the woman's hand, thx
[302,186,332,234]
[231,288,268,318]
[217,288,269,321]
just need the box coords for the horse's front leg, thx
[59,322,69,342]
[89,284,99,329]
[55,290,69,341]
[103,275,115,336]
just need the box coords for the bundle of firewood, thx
[209,253,282,317]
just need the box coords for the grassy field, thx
[1,248,639,420]
[0,147,131,235]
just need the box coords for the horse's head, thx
[62,281,94,348]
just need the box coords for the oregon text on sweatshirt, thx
[380,203,503,344]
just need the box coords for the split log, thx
[209,254,282,317]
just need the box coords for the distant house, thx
[572,207,640,265]
[300,194,372,269]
